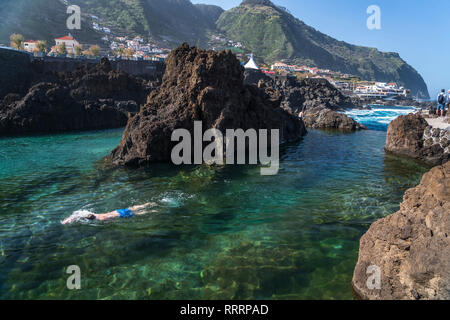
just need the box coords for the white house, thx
[54,35,79,54]
[23,40,37,52]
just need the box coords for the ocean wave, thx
[344,106,417,131]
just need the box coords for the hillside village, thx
[8,30,413,101]
[6,0,413,104]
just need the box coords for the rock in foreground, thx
[352,162,450,300]
[385,113,449,165]
[303,108,367,131]
[110,44,306,166]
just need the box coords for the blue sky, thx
[192,0,450,98]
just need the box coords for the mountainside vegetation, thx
[140,0,223,44]
[217,0,429,98]
[0,0,222,47]
[0,0,429,97]
[0,0,103,46]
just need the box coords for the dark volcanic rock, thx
[0,58,155,135]
[303,108,367,131]
[0,83,128,135]
[0,49,31,100]
[385,113,449,165]
[246,73,357,113]
[352,162,450,300]
[63,58,151,104]
[244,71,369,131]
[110,43,307,166]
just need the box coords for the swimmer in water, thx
[62,203,157,225]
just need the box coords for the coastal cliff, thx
[352,162,450,300]
[110,43,307,166]
[385,113,450,166]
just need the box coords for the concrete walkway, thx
[425,117,450,130]
[418,110,450,130]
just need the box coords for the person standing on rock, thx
[437,89,446,117]
[447,90,450,117]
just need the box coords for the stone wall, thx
[0,48,32,99]
[0,48,165,99]
[31,56,165,80]
[423,126,450,155]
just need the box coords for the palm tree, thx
[36,40,47,53]
[57,42,67,55]
[114,47,125,57]
[74,44,83,56]
[124,48,135,59]
[10,34,24,50]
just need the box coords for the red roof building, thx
[55,36,75,41]
[53,35,80,54]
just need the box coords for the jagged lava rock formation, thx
[110,43,306,166]
[352,162,450,300]
[0,58,154,135]
[303,108,367,132]
[245,72,357,113]
[385,113,449,166]
[245,72,365,131]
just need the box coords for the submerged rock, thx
[0,58,155,135]
[352,162,450,300]
[303,108,368,132]
[110,43,306,166]
[200,241,304,299]
[385,113,449,165]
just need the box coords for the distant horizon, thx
[193,0,450,99]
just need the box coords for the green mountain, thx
[69,0,223,45]
[0,0,104,47]
[0,0,223,47]
[139,0,223,44]
[217,0,429,98]
[0,0,429,98]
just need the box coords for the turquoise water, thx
[0,106,429,300]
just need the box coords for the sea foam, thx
[62,210,96,224]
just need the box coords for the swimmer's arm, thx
[61,217,73,225]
